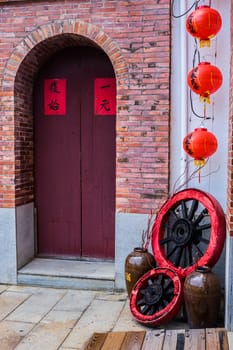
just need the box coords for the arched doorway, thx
[34,46,116,260]
[1,21,128,287]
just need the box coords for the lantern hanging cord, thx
[189,40,211,120]
[171,0,201,18]
[189,90,211,119]
[193,44,201,68]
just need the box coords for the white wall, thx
[171,0,230,212]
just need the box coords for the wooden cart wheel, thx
[130,268,183,326]
[152,189,226,278]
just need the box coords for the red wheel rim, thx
[130,268,183,326]
[152,189,226,278]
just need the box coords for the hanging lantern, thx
[187,62,223,103]
[186,5,222,47]
[183,128,218,167]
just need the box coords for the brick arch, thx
[2,20,128,206]
[3,20,129,92]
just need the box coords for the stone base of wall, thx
[16,202,35,269]
[0,208,17,283]
[115,212,150,289]
[0,203,35,284]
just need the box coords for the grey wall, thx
[0,203,35,284]
[0,208,17,283]
[115,212,152,289]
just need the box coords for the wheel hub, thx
[171,218,194,246]
[143,282,163,305]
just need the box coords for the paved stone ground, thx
[0,284,144,350]
[0,284,232,350]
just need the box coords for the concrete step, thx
[17,258,115,290]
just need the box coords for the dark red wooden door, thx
[34,47,116,259]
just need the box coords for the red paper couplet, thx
[94,78,116,115]
[44,79,66,115]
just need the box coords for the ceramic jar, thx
[125,247,156,297]
[184,265,221,328]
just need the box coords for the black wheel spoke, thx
[165,288,174,297]
[160,237,173,245]
[170,209,179,220]
[163,222,172,230]
[199,236,210,245]
[173,246,183,266]
[194,208,208,225]
[157,304,163,311]
[161,275,168,288]
[141,304,150,314]
[188,199,199,220]
[157,274,164,285]
[193,243,204,257]
[164,280,173,291]
[183,246,187,267]
[196,223,211,231]
[188,244,193,265]
[147,305,156,315]
[163,281,174,300]
[137,298,146,306]
[181,200,188,218]
[167,245,178,259]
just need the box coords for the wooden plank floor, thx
[82,328,229,350]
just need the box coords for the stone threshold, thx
[17,257,115,290]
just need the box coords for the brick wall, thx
[0,0,170,213]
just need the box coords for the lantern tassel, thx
[200,95,210,104]
[200,39,211,48]
[194,159,206,167]
[203,102,207,120]
[194,159,206,183]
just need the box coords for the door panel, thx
[34,46,115,259]
[81,51,116,258]
[81,117,116,258]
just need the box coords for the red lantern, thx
[187,62,223,103]
[183,128,218,166]
[186,5,222,47]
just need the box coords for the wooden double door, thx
[34,46,116,259]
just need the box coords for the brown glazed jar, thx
[125,247,156,297]
[184,265,221,328]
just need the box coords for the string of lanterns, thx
[182,3,222,172]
